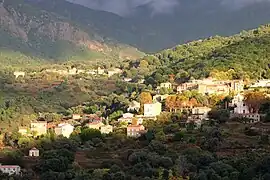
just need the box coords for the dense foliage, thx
[130,25,270,85]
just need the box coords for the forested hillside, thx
[0,0,142,69]
[136,24,270,84]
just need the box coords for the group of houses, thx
[13,66,123,79]
[0,147,40,175]
[171,77,244,95]
[18,114,114,138]
[43,67,122,77]
[153,78,270,126]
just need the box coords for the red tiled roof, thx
[0,165,20,168]
[88,121,102,125]
[127,125,144,129]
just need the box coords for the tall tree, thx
[244,91,266,113]
[165,95,177,112]
[139,92,152,113]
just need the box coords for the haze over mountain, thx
[61,0,270,51]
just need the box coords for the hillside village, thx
[1,21,270,179]
[3,68,270,176]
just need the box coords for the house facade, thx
[191,107,211,118]
[160,82,172,89]
[87,121,104,130]
[127,125,146,137]
[144,102,162,117]
[0,164,21,175]
[232,113,261,123]
[198,84,230,95]
[30,121,47,136]
[100,125,113,134]
[118,113,134,123]
[29,147,39,157]
[72,114,82,120]
[177,78,244,94]
[232,94,250,114]
[177,82,198,93]
[54,123,74,138]
[249,79,270,88]
[18,127,28,135]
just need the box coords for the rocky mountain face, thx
[0,0,142,62]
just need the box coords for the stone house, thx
[30,121,47,136]
[127,125,146,137]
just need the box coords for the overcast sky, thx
[66,0,270,16]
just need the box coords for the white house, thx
[232,94,250,114]
[72,114,82,120]
[29,147,39,157]
[250,79,270,88]
[54,123,74,138]
[107,68,122,77]
[0,164,21,175]
[68,67,77,75]
[13,71,25,78]
[144,102,162,117]
[97,67,105,75]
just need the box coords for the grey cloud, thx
[66,0,179,16]
[66,0,270,16]
[220,0,270,8]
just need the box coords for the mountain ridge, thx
[0,0,143,68]
[61,0,270,52]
